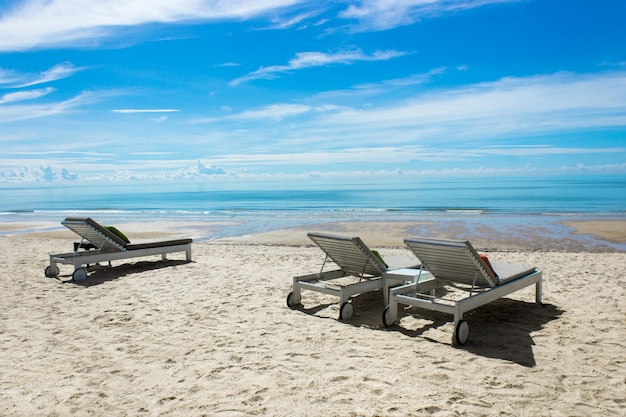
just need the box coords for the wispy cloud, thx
[200,70,626,144]
[265,10,322,30]
[223,104,312,121]
[230,49,408,85]
[12,62,86,87]
[1,62,86,89]
[306,71,626,141]
[0,0,304,51]
[0,87,55,104]
[353,67,447,91]
[0,91,100,123]
[111,109,180,113]
[111,109,180,123]
[0,68,23,85]
[0,1,524,52]
[339,0,521,31]
[192,103,349,123]
[188,145,626,168]
[213,62,241,68]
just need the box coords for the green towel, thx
[105,226,130,244]
[371,249,388,268]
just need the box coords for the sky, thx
[0,0,625,186]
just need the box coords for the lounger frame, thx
[287,232,428,320]
[45,217,192,281]
[384,237,542,345]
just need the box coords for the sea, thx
[1,175,625,250]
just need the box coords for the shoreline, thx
[2,217,625,252]
[219,219,626,252]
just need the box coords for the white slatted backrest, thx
[62,218,126,253]
[404,237,496,287]
[308,232,386,278]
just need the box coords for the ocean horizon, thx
[2,174,626,250]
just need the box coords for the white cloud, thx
[309,71,626,139]
[339,0,521,31]
[0,164,79,183]
[353,67,446,91]
[0,68,23,85]
[13,62,86,87]
[0,91,100,123]
[230,49,408,85]
[1,62,85,88]
[213,62,241,68]
[192,103,351,123]
[482,146,626,157]
[0,0,527,52]
[186,144,626,168]
[228,104,312,120]
[193,161,227,176]
[111,109,180,113]
[266,10,321,29]
[3,154,626,185]
[197,70,626,147]
[0,0,304,51]
[0,87,55,104]
[1,69,625,183]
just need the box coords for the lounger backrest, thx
[404,237,497,288]
[62,217,127,252]
[308,232,387,277]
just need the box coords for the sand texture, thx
[0,227,625,416]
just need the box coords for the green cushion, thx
[104,226,130,244]
[371,249,388,268]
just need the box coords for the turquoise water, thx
[1,175,625,249]
[2,176,625,214]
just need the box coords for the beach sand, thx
[1,221,625,416]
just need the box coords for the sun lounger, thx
[287,232,433,320]
[45,217,192,281]
[383,237,542,345]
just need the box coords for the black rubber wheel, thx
[72,268,88,282]
[44,265,59,278]
[382,305,395,327]
[339,302,354,320]
[454,320,470,345]
[286,291,300,308]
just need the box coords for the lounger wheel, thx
[339,302,354,320]
[44,265,59,278]
[286,291,301,308]
[72,268,88,282]
[382,305,396,327]
[454,320,470,345]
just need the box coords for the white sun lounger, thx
[45,217,192,281]
[287,232,432,320]
[383,237,542,345]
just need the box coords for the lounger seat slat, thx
[126,239,192,250]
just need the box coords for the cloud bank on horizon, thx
[0,0,625,184]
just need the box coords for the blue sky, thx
[0,0,625,185]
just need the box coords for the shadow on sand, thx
[55,259,191,287]
[292,289,564,367]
